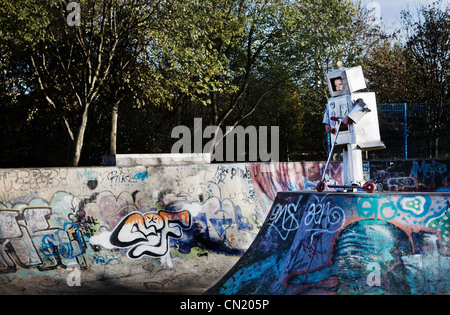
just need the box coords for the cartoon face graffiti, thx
[109,210,191,259]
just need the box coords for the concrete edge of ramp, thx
[205,191,450,295]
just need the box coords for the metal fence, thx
[370,103,450,160]
[326,102,450,161]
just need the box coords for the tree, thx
[364,1,449,103]
[279,0,379,160]
[401,1,449,158]
[362,1,449,159]
[0,0,176,166]
[173,0,368,159]
[402,0,449,103]
[4,0,428,166]
[364,40,416,103]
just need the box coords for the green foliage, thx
[364,0,449,104]
[0,0,448,166]
[402,0,449,103]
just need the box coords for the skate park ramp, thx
[206,191,450,295]
[0,160,447,294]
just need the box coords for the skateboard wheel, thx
[362,182,376,193]
[316,182,326,192]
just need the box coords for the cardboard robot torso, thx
[327,92,385,151]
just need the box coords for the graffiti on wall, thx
[0,205,89,274]
[369,160,449,192]
[92,210,191,259]
[286,193,450,295]
[0,169,69,193]
[0,163,259,277]
[246,160,449,211]
[0,161,448,294]
[89,194,255,262]
[248,162,344,215]
[211,192,450,295]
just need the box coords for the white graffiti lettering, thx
[267,196,302,240]
[303,195,345,239]
[98,210,191,259]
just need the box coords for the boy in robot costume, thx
[323,64,385,188]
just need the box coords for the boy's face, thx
[334,78,345,91]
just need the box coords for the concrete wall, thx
[369,160,449,192]
[0,164,256,294]
[0,162,339,294]
[0,160,447,294]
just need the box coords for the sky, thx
[359,0,449,31]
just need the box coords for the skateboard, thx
[316,181,376,193]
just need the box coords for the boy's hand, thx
[342,116,353,125]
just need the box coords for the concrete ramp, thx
[206,191,450,295]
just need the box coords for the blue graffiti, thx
[41,222,89,259]
[134,171,149,181]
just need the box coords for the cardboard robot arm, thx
[347,98,371,124]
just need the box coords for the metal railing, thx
[327,102,450,160]
[375,102,449,160]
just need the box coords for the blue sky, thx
[359,0,448,31]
